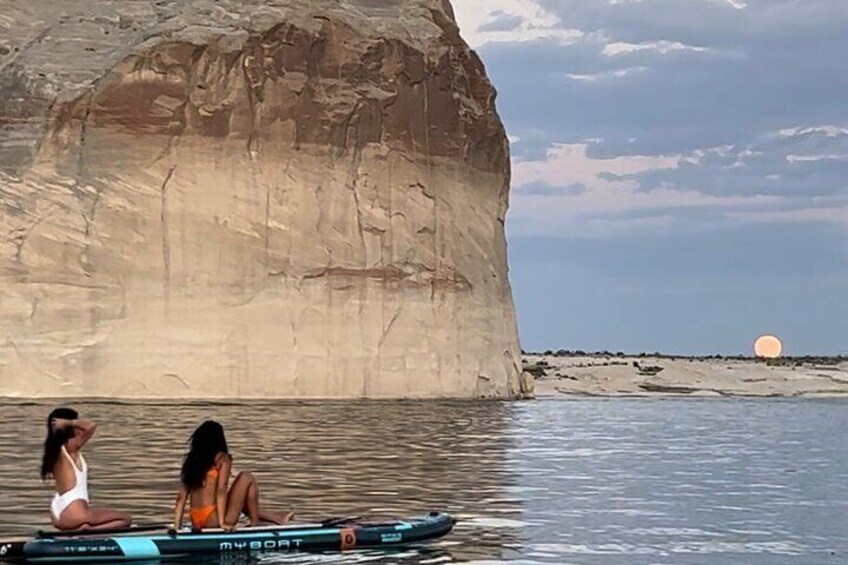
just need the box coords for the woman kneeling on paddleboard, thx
[174,420,292,531]
[41,407,132,530]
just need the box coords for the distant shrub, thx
[525,365,548,378]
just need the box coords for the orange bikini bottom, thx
[190,505,216,529]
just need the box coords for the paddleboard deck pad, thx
[0,512,453,562]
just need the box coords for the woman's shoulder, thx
[214,452,232,466]
[50,450,72,479]
[54,445,74,465]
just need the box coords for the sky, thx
[452,0,848,355]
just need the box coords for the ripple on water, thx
[0,398,846,564]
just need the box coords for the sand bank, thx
[525,354,848,398]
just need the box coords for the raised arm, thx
[51,418,97,451]
[66,419,97,450]
[217,455,233,531]
[174,483,188,530]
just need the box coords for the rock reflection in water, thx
[0,400,520,563]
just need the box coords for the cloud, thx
[508,142,783,237]
[622,134,848,200]
[452,0,583,47]
[602,40,710,56]
[477,11,525,32]
[778,125,848,139]
[506,133,848,239]
[559,66,648,82]
[609,0,747,8]
[514,142,683,189]
[786,153,848,163]
[464,0,848,237]
[708,0,748,9]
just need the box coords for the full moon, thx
[754,335,783,358]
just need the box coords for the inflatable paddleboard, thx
[0,512,453,562]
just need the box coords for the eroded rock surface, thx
[0,0,522,398]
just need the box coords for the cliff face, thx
[0,0,523,398]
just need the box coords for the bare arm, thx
[174,484,188,530]
[66,419,97,451]
[217,455,233,531]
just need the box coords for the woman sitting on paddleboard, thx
[174,420,292,531]
[41,407,132,531]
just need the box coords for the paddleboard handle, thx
[321,516,360,528]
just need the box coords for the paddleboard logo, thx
[219,539,303,552]
[0,544,8,556]
[340,528,357,550]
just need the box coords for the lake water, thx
[0,399,846,564]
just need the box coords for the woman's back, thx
[188,453,226,507]
[51,447,86,497]
[177,422,231,529]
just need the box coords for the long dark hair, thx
[181,421,228,490]
[41,407,79,480]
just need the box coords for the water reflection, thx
[0,401,520,563]
[2,399,848,564]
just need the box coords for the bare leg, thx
[74,519,132,531]
[245,478,260,524]
[248,478,292,525]
[251,480,293,524]
[81,508,132,531]
[225,472,259,527]
[225,472,292,527]
[55,501,132,531]
[259,509,293,525]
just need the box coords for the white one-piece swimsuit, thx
[50,446,89,521]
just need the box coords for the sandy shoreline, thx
[525,354,848,398]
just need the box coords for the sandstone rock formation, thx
[0,0,523,398]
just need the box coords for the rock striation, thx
[0,0,523,398]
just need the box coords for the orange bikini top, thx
[207,467,219,480]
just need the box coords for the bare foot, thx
[259,510,294,525]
